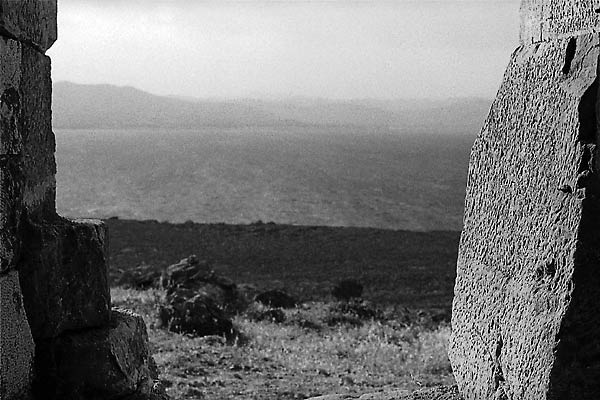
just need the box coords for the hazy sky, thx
[48,1,521,100]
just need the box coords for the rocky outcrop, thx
[160,255,246,312]
[0,2,163,399]
[450,2,600,400]
[157,291,236,338]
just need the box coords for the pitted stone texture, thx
[0,0,57,52]
[0,271,34,399]
[18,218,110,339]
[34,309,161,400]
[450,34,600,400]
[0,38,23,274]
[520,0,600,44]
[0,38,55,271]
[18,43,55,218]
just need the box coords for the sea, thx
[55,127,473,231]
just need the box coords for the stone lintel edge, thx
[0,26,53,54]
[522,27,600,46]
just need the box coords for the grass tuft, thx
[112,288,455,400]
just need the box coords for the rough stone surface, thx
[18,42,55,218]
[161,255,246,312]
[157,290,236,338]
[450,33,600,399]
[33,309,160,400]
[520,0,600,44]
[306,386,461,400]
[0,37,24,275]
[0,271,34,400]
[0,0,57,53]
[0,1,165,399]
[18,218,110,339]
[0,35,55,270]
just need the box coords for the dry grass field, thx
[107,220,459,399]
[112,288,454,400]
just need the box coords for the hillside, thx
[107,218,460,309]
[53,81,490,133]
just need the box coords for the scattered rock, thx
[236,283,259,305]
[160,255,209,288]
[156,290,235,339]
[117,263,162,289]
[332,279,363,301]
[255,290,298,309]
[161,255,245,313]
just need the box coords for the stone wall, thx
[0,2,163,399]
[450,1,600,399]
[520,0,600,44]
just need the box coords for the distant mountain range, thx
[52,81,491,134]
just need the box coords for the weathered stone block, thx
[18,218,110,339]
[19,43,55,219]
[520,0,600,44]
[0,271,34,399]
[450,33,600,400]
[0,37,55,271]
[34,309,160,400]
[0,37,24,274]
[0,0,57,53]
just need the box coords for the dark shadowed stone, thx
[33,309,161,400]
[18,43,55,218]
[117,263,162,289]
[18,218,110,339]
[255,290,298,309]
[0,271,34,399]
[156,290,235,339]
[306,386,461,400]
[0,37,36,400]
[161,255,245,312]
[332,279,364,301]
[0,38,25,275]
[450,33,600,399]
[0,0,57,53]
[1,36,55,274]
[160,255,206,288]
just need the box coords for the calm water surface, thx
[55,127,472,231]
